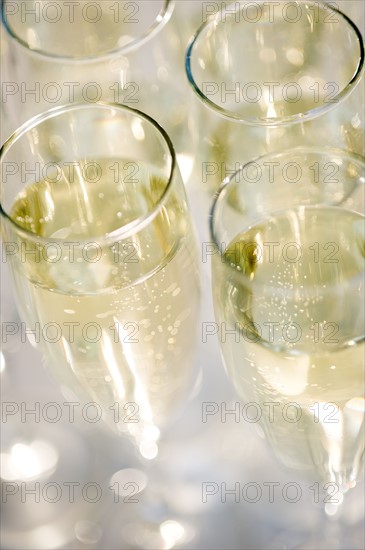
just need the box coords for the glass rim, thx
[210,145,365,282]
[186,0,365,126]
[1,0,174,61]
[0,102,177,245]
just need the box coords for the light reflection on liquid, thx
[177,153,194,183]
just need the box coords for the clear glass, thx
[0,103,201,450]
[211,146,364,490]
[186,0,364,192]
[1,1,196,181]
[336,0,365,35]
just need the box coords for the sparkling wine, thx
[9,158,200,442]
[214,206,364,485]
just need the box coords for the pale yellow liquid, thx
[10,159,200,443]
[215,206,364,485]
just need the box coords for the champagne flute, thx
[1,102,202,549]
[210,146,364,547]
[1,1,173,125]
[1,0,196,182]
[0,102,201,451]
[186,0,364,193]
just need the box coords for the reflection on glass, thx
[1,1,195,181]
[186,0,364,192]
[211,147,364,489]
[1,103,201,450]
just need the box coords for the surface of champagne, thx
[9,158,200,444]
[216,206,364,485]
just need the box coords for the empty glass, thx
[186,0,364,192]
[1,1,196,180]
